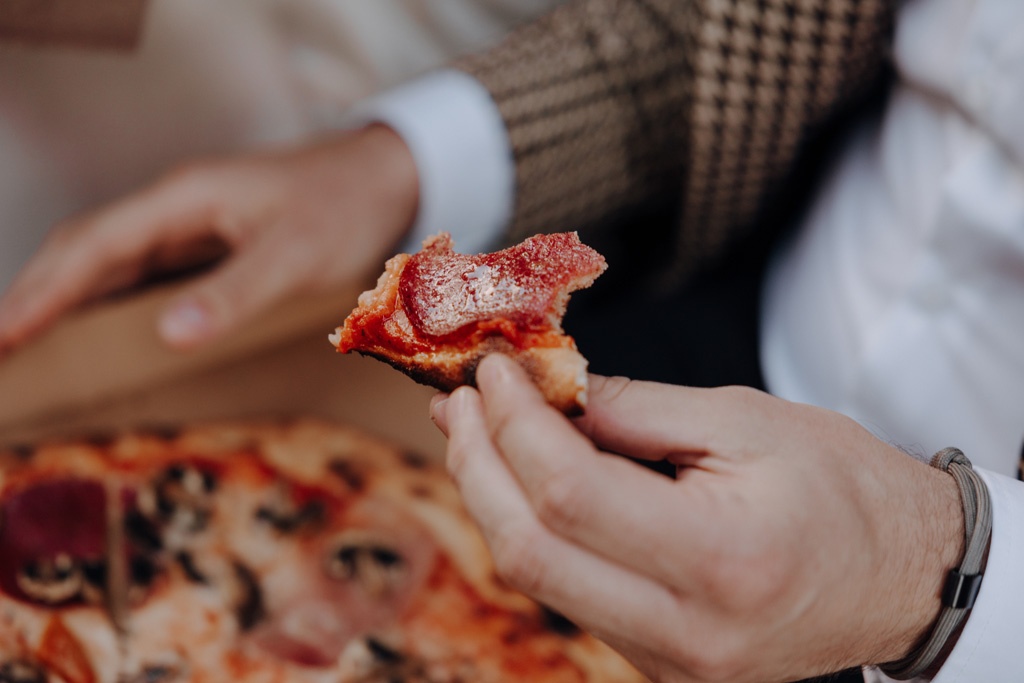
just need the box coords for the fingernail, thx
[479,353,515,385]
[430,394,450,430]
[447,387,477,422]
[159,298,212,346]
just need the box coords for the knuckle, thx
[657,621,744,683]
[700,534,792,614]
[445,438,471,482]
[158,161,211,190]
[486,401,521,451]
[280,238,320,273]
[534,469,587,533]
[593,374,636,407]
[683,641,744,683]
[714,384,765,409]
[491,525,548,595]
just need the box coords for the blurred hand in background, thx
[0,124,418,353]
[0,0,563,355]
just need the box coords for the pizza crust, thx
[357,335,591,415]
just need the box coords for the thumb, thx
[573,375,749,461]
[157,235,310,349]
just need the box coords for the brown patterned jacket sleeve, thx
[456,0,892,279]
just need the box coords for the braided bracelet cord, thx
[879,447,992,680]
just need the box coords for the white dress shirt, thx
[761,0,1024,480]
[762,0,1024,679]
[357,0,1024,679]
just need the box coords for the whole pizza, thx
[0,419,645,683]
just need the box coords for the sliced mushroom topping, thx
[254,486,325,534]
[174,551,208,585]
[16,553,83,605]
[80,558,108,605]
[118,664,183,683]
[337,637,448,683]
[231,562,266,632]
[0,660,46,683]
[130,555,158,585]
[125,510,163,553]
[365,637,405,666]
[137,464,217,535]
[325,532,408,599]
[327,459,367,492]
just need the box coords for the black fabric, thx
[565,244,768,391]
[798,669,869,683]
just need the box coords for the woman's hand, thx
[431,354,963,682]
[0,124,418,354]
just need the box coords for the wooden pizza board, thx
[0,280,445,460]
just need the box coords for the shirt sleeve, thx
[346,68,514,255]
[865,468,1024,683]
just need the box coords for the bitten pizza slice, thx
[330,232,607,414]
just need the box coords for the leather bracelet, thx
[879,447,992,680]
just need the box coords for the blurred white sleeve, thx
[347,68,514,255]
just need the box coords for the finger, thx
[444,386,686,654]
[157,231,311,349]
[573,375,767,461]
[473,355,715,590]
[0,170,227,352]
[429,393,451,436]
[595,639,685,683]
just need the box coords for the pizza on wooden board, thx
[331,232,607,415]
[0,420,645,683]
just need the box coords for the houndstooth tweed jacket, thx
[457,0,893,281]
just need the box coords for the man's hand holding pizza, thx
[431,353,965,683]
[0,125,418,355]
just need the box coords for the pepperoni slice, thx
[0,480,106,606]
[399,232,607,339]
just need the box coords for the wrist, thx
[906,466,964,653]
[300,123,420,275]
[351,123,421,247]
[874,459,965,666]
[880,449,992,679]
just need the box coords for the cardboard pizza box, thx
[0,281,445,459]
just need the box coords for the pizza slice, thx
[330,232,607,414]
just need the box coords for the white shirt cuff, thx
[929,468,1024,681]
[347,68,514,255]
